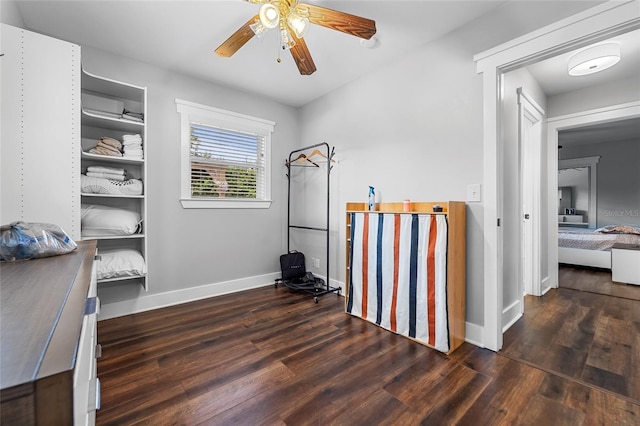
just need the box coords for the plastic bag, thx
[0,222,78,262]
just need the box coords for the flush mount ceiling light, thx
[568,42,621,76]
[215,0,377,75]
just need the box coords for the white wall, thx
[548,75,640,117]
[295,0,599,331]
[298,30,490,326]
[560,139,640,227]
[0,1,24,28]
[78,47,300,309]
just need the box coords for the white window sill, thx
[180,198,272,209]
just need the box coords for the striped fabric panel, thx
[347,212,449,352]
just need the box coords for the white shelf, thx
[81,193,144,199]
[82,108,144,132]
[98,274,146,284]
[82,234,145,241]
[81,151,144,164]
[81,68,145,101]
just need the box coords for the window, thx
[176,99,275,209]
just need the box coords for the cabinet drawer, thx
[73,297,99,425]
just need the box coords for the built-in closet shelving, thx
[80,69,148,289]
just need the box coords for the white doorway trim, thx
[518,88,545,299]
[547,101,640,289]
[475,1,640,352]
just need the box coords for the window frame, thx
[176,99,275,209]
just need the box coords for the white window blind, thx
[190,124,265,199]
[176,99,274,209]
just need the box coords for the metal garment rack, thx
[278,142,341,303]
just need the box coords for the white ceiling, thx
[15,0,510,107]
[12,0,638,125]
[527,30,640,147]
[526,29,640,97]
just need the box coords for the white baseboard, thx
[502,299,522,333]
[541,276,552,295]
[464,322,484,348]
[99,274,486,352]
[99,272,281,321]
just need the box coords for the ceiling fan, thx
[215,0,377,75]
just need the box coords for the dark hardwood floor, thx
[97,284,640,425]
[502,288,640,403]
[559,264,640,301]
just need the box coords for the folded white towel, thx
[124,149,143,154]
[87,166,126,175]
[123,134,142,141]
[87,172,126,181]
[123,141,143,147]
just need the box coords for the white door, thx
[518,89,545,300]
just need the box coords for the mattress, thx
[558,227,640,251]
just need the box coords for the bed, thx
[558,225,640,269]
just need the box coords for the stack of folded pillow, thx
[122,134,143,159]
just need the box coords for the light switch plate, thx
[467,184,481,202]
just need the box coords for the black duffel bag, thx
[280,251,306,281]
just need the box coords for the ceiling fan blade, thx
[215,14,259,57]
[289,31,316,75]
[297,3,376,40]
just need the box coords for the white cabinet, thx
[0,24,81,238]
[557,214,587,227]
[612,244,640,285]
[74,252,100,425]
[80,69,148,290]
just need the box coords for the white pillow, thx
[81,204,142,237]
[97,248,146,280]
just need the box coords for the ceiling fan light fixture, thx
[287,12,309,38]
[250,21,266,37]
[259,3,280,29]
[360,36,380,49]
[280,28,296,50]
[568,42,621,76]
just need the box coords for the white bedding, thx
[558,227,640,251]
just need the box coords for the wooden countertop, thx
[0,240,96,390]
